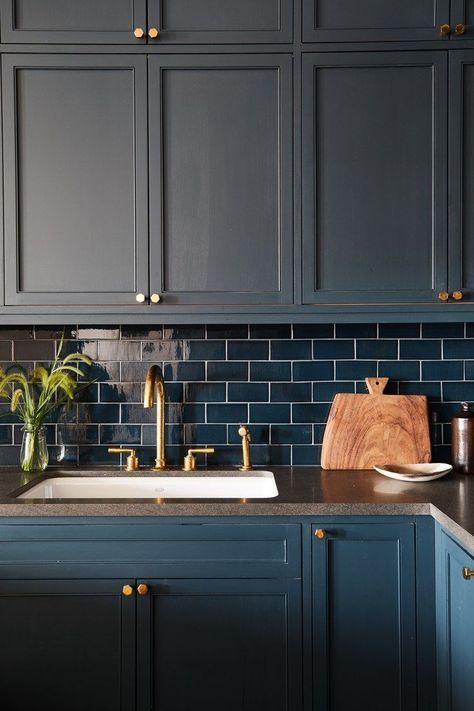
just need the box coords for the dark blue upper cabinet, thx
[302,51,448,306]
[2,54,149,307]
[148,54,293,307]
[148,0,293,43]
[302,0,450,42]
[312,522,417,711]
[0,0,147,43]
[436,530,474,711]
[450,0,474,39]
[449,51,474,303]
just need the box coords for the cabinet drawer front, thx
[0,523,301,578]
[0,0,147,43]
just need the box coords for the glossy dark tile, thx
[76,327,120,340]
[379,323,420,338]
[100,424,141,445]
[185,383,226,403]
[398,381,441,399]
[207,361,248,382]
[163,325,205,340]
[336,324,377,338]
[293,361,334,381]
[443,381,474,402]
[207,404,248,423]
[250,404,290,423]
[0,328,33,340]
[292,445,321,466]
[400,339,441,360]
[271,340,312,360]
[97,341,140,362]
[228,340,269,360]
[228,382,268,402]
[100,383,141,403]
[13,340,55,361]
[271,424,312,445]
[250,325,291,339]
[78,403,120,424]
[335,361,377,380]
[314,340,354,359]
[164,362,206,382]
[184,424,227,445]
[313,381,354,401]
[293,324,334,339]
[292,403,330,424]
[270,383,311,402]
[424,323,464,338]
[250,361,291,381]
[422,361,464,381]
[206,325,248,339]
[378,361,420,380]
[357,340,397,359]
[186,340,226,361]
[444,340,474,359]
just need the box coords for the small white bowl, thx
[373,463,452,483]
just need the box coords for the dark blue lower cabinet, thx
[312,523,417,711]
[135,578,302,711]
[0,578,136,711]
[436,530,474,711]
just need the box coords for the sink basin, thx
[17,471,278,500]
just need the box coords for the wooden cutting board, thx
[321,377,432,470]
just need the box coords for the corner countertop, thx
[0,466,472,552]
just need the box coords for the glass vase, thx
[20,424,49,474]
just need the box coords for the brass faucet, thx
[238,425,252,471]
[144,365,166,470]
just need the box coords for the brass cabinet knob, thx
[455,23,466,35]
[134,27,145,38]
[122,584,134,596]
[137,583,149,595]
[440,23,451,35]
[148,27,160,38]
[314,529,327,539]
[438,291,449,302]
[452,291,464,301]
[150,293,161,304]
[463,566,474,579]
[136,293,146,303]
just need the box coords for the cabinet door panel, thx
[148,0,293,43]
[450,0,474,39]
[0,579,135,711]
[2,55,148,306]
[302,52,448,305]
[449,51,474,302]
[149,55,293,306]
[303,0,449,42]
[312,523,417,711]
[0,0,147,43]
[137,579,302,711]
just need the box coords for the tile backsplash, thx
[0,322,472,467]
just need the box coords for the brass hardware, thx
[122,584,134,596]
[144,365,167,470]
[183,448,215,472]
[455,23,466,35]
[314,529,327,539]
[150,293,161,304]
[148,27,159,38]
[452,291,464,301]
[136,293,146,303]
[108,447,139,472]
[438,291,449,302]
[440,23,451,35]
[463,566,474,579]
[238,425,252,471]
[134,27,145,38]
[137,583,149,595]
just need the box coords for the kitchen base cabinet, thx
[0,579,135,711]
[311,523,417,711]
[436,529,474,711]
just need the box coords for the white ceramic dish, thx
[373,463,452,483]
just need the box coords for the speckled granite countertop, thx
[0,466,472,552]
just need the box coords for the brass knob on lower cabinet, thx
[440,23,451,35]
[455,23,466,35]
[438,291,449,302]
[148,27,159,38]
[150,293,161,304]
[452,291,464,301]
[122,584,134,596]
[134,27,145,38]
[136,293,146,303]
[314,529,327,539]
[137,583,149,596]
[463,567,474,579]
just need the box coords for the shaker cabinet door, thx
[302,0,449,42]
[0,0,147,43]
[148,54,293,306]
[2,55,149,307]
[302,52,448,305]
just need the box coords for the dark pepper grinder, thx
[451,402,474,474]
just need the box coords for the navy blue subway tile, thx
[142,340,185,361]
[228,424,270,445]
[163,325,205,340]
[83,362,120,383]
[143,424,184,446]
[465,324,474,338]
[400,340,441,360]
[292,445,321,466]
[228,340,268,360]
[357,340,397,359]
[57,424,99,445]
[423,323,464,338]
[250,404,290,423]
[293,324,334,339]
[34,326,76,340]
[120,404,155,424]
[100,424,141,445]
[271,340,312,360]
[292,403,330,423]
[378,361,420,380]
[120,362,151,383]
[313,424,325,444]
[13,340,55,361]
[250,361,292,382]
[0,328,33,340]
[206,325,248,339]
[0,445,22,464]
[465,361,474,380]
[166,403,206,424]
[13,424,56,446]
[252,445,291,466]
[398,381,441,399]
[59,340,98,360]
[75,382,99,403]
[228,382,268,402]
[184,424,228,445]
[164,361,206,382]
[207,404,248,423]
[76,327,120,340]
[207,361,248,382]
[430,402,460,423]
[443,381,474,402]
[422,361,464,381]
[250,325,291,339]
[185,383,226,403]
[444,340,474,359]
[271,424,312,445]
[314,340,354,359]
[186,340,226,361]
[379,323,420,338]
[78,446,115,465]
[335,361,377,380]
[270,382,311,402]
[336,324,377,338]
[443,423,452,445]
[293,361,334,381]
[313,381,354,401]
[430,423,443,446]
[211,446,245,467]
[0,426,12,445]
[78,403,120,424]
[120,326,163,339]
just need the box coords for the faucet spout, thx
[144,365,166,470]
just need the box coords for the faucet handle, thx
[238,425,251,441]
[183,448,215,472]
[238,425,252,471]
[108,447,139,472]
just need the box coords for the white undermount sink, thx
[17,471,278,500]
